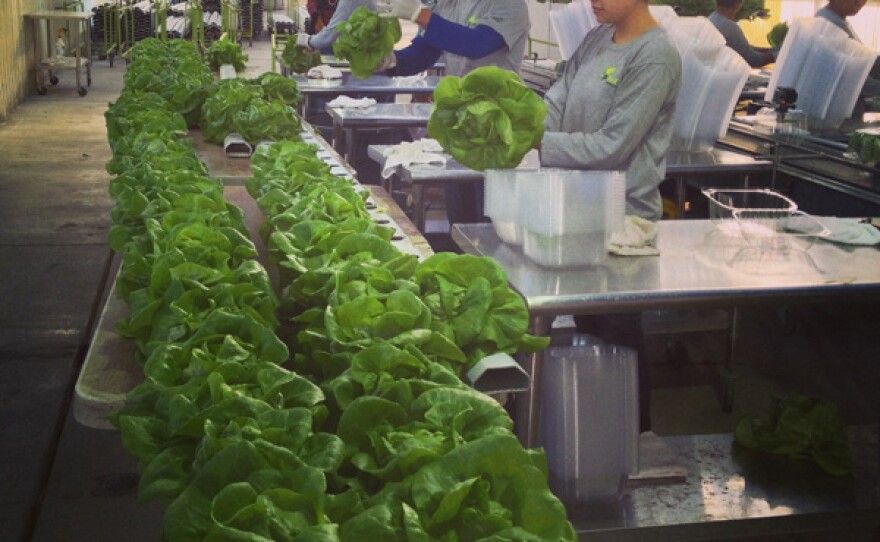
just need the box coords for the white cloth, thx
[306,65,344,79]
[381,139,446,178]
[392,74,427,86]
[326,95,377,108]
[609,216,660,256]
[789,216,880,245]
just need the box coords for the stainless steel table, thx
[290,73,442,117]
[369,145,773,231]
[27,11,93,97]
[327,103,433,160]
[573,427,879,541]
[451,220,880,448]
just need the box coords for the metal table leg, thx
[412,183,426,232]
[720,307,739,412]
[331,121,344,155]
[515,314,553,449]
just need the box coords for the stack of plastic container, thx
[539,343,640,507]
[661,16,751,150]
[484,169,624,267]
[765,17,875,131]
[548,0,598,60]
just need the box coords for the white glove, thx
[375,52,397,71]
[377,0,425,21]
[295,33,311,49]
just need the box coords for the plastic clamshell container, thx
[539,344,640,506]
[663,16,725,58]
[733,209,830,253]
[672,47,750,150]
[518,170,623,267]
[702,188,798,221]
[765,18,876,131]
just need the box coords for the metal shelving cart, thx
[27,10,93,97]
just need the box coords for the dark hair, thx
[715,0,743,8]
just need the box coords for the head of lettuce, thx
[332,7,402,79]
[428,66,547,171]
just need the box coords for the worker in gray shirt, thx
[539,0,681,431]
[376,0,529,77]
[538,0,681,221]
[296,0,376,54]
[377,0,530,231]
[709,0,774,68]
[816,0,865,41]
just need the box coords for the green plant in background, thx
[332,7,401,78]
[848,128,880,165]
[766,21,789,48]
[734,394,854,476]
[281,40,323,74]
[205,38,249,72]
[651,0,765,20]
[428,66,547,171]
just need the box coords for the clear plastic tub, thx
[484,169,525,246]
[702,188,798,220]
[733,209,830,253]
[765,17,876,131]
[539,344,639,506]
[518,170,623,267]
[664,16,725,58]
[672,47,750,150]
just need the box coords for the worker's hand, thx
[296,33,312,49]
[377,0,425,22]
[375,52,397,71]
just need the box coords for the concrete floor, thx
[1,17,879,542]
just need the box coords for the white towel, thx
[789,216,880,245]
[609,216,660,256]
[380,139,446,179]
[326,95,377,108]
[392,74,427,86]
[307,65,343,79]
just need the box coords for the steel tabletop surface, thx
[320,55,445,74]
[327,103,434,159]
[291,73,441,116]
[368,145,773,229]
[451,221,880,446]
[571,427,879,540]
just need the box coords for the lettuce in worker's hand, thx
[428,66,546,171]
[281,40,322,74]
[767,22,789,49]
[332,7,401,79]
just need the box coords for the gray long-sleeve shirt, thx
[432,0,530,76]
[708,11,770,68]
[309,0,377,54]
[541,25,681,220]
